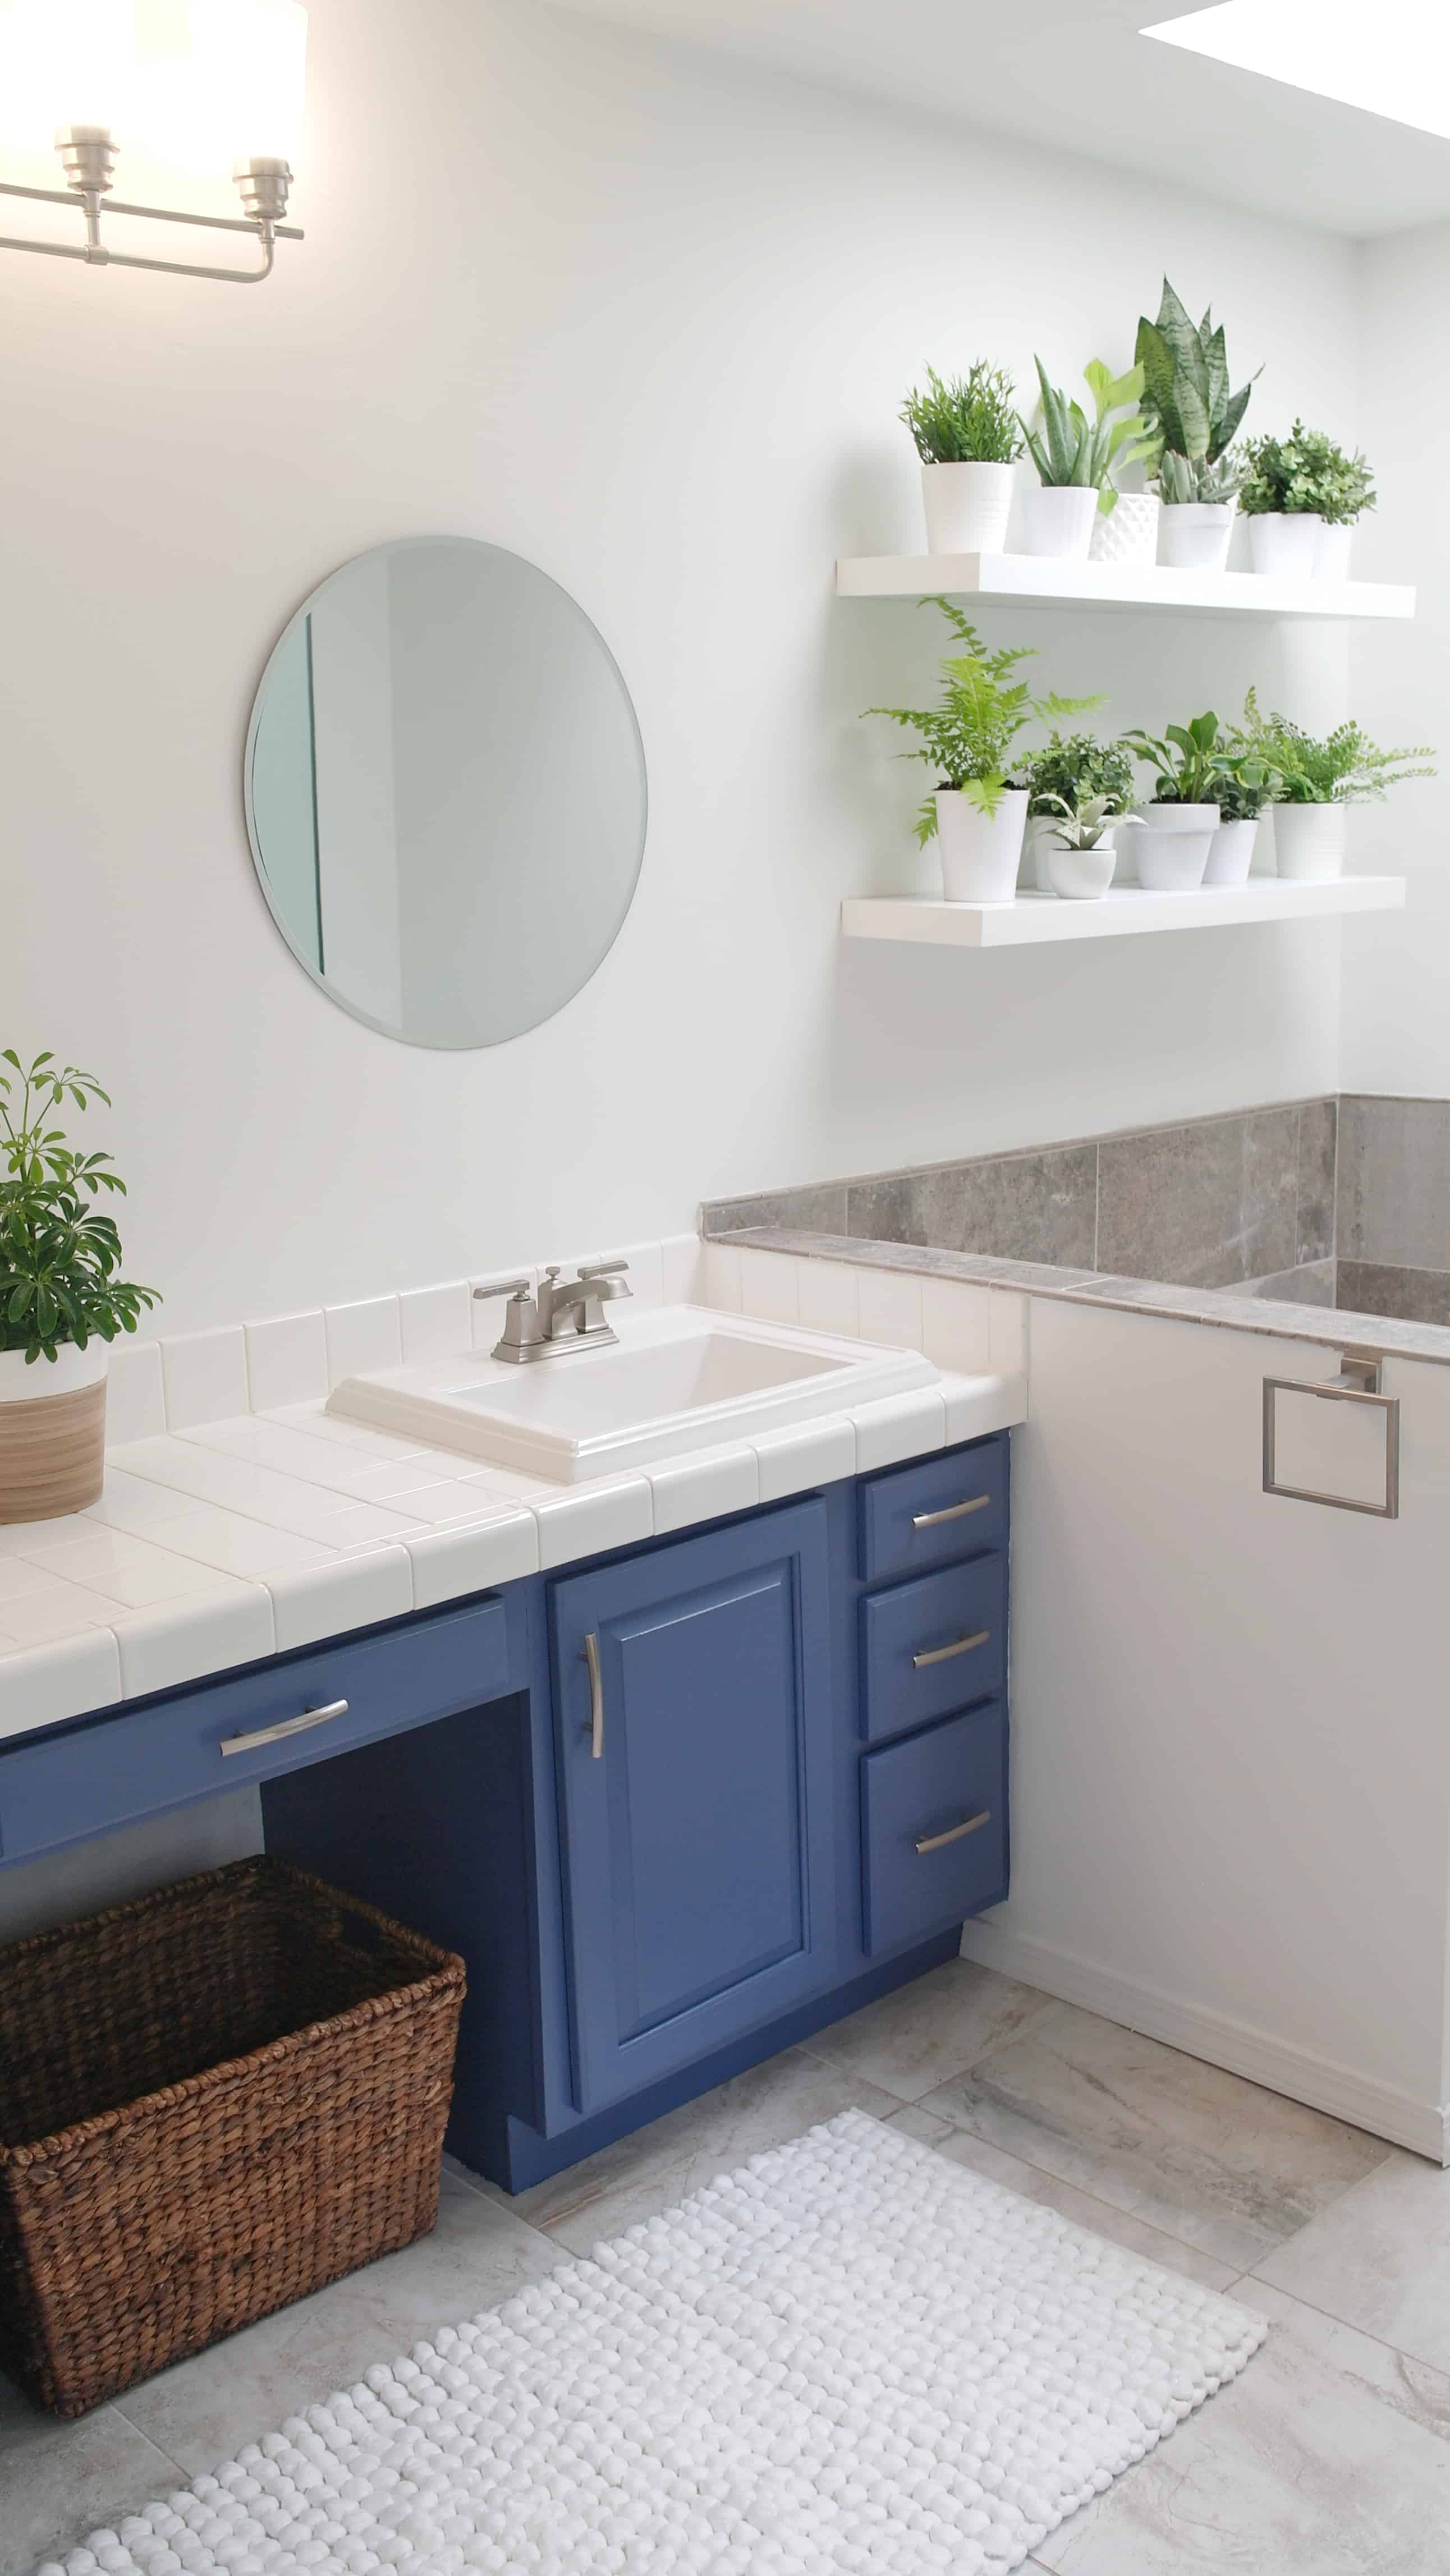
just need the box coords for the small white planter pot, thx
[1019,483,1099,561]
[1158,502,1236,573]
[1089,492,1160,568]
[1022,813,1056,892]
[0,1339,108,1524]
[1273,803,1348,881]
[1247,513,1324,579]
[1134,803,1219,891]
[920,460,1015,556]
[1316,522,1356,582]
[1203,817,1260,887]
[1045,834,1117,901]
[937,787,1029,903]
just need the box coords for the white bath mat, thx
[41,2109,1265,2576]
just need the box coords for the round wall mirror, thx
[244,537,648,1048]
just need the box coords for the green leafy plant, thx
[1036,792,1135,852]
[1240,423,1376,524]
[1237,689,1434,804]
[865,598,1102,842]
[1122,711,1229,806]
[900,362,1023,466]
[1019,732,1135,819]
[1018,358,1156,509]
[0,1051,159,1364]
[1135,278,1256,504]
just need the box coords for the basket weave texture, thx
[0,1856,466,2418]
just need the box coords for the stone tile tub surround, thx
[0,1233,1026,1742]
[707,1093,1450,1336]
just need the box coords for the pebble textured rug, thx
[40,2109,1267,2576]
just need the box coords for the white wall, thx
[1340,220,1450,1094]
[0,0,1359,1338]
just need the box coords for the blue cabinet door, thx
[549,1499,837,2114]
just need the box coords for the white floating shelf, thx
[835,553,1415,622]
[842,877,1407,949]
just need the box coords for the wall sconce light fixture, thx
[0,1,306,284]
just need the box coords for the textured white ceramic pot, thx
[1089,493,1160,568]
[1134,803,1219,891]
[936,788,1029,903]
[1158,502,1236,572]
[1045,834,1117,901]
[1203,817,1259,886]
[920,461,1015,556]
[1019,484,1098,560]
[1247,513,1323,579]
[1315,523,1356,581]
[1273,803,1347,880]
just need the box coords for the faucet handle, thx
[474,1277,532,1303]
[580,1259,630,1281]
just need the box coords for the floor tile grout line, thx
[1232,2267,1450,2376]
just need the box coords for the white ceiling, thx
[553,0,1450,238]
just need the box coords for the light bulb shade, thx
[0,0,135,148]
[189,0,306,169]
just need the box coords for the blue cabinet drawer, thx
[858,1437,1007,1586]
[860,1554,1006,1744]
[0,1597,513,1867]
[862,1703,1008,1956]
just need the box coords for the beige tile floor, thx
[5,1960,1449,2575]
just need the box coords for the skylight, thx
[1141,2,1450,145]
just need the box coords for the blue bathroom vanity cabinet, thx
[0,1435,1009,2191]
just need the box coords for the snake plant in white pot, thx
[901,364,1022,556]
[1135,281,1256,572]
[865,599,1101,903]
[1018,358,1158,563]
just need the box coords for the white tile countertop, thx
[0,1236,1026,1743]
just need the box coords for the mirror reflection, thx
[245,537,647,1048]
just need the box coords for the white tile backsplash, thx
[161,1327,250,1432]
[323,1295,403,1387]
[660,1234,704,1303]
[989,1291,1029,1373]
[400,1281,472,1363]
[796,1259,860,1340]
[920,1277,993,1373]
[600,1241,665,1306]
[105,1338,166,1446]
[244,1312,328,1413]
[703,1240,742,1312]
[855,1269,925,1352]
[737,1246,800,1324]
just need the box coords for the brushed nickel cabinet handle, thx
[912,1629,989,1670]
[582,1631,605,1759]
[219,1698,349,1759]
[916,1809,991,1855]
[912,1495,991,1529]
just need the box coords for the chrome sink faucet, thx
[474,1260,632,1364]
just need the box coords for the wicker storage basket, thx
[0,1856,466,2418]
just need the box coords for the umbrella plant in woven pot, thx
[0,1050,159,1522]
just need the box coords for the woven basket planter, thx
[0,1857,466,2418]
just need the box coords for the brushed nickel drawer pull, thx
[916,1809,992,1856]
[220,1698,349,1759]
[582,1631,605,1759]
[912,1629,989,1669]
[912,1495,991,1529]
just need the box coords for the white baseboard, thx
[960,1918,1449,2166]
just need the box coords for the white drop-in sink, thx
[327,1303,938,1483]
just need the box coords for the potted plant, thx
[1035,793,1136,901]
[0,1050,159,1522]
[1084,358,1163,568]
[865,599,1101,901]
[1239,691,1435,880]
[1020,732,1136,888]
[1017,359,1155,562]
[1203,752,1277,886]
[1135,280,1256,572]
[901,362,1022,557]
[1240,424,1377,582]
[1121,712,1226,890]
